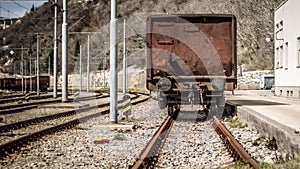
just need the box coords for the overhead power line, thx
[0,6,21,18]
[11,0,30,11]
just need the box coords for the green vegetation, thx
[252,134,265,146]
[232,155,300,168]
[1,0,286,74]
[114,128,132,134]
[224,117,248,128]
[113,133,125,141]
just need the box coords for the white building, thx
[274,0,300,98]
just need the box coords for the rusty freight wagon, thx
[146,14,237,116]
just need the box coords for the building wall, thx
[274,0,300,97]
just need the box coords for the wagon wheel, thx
[167,99,180,117]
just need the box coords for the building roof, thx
[275,0,288,11]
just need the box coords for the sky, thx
[0,0,47,18]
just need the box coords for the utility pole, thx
[53,0,58,98]
[103,46,106,88]
[87,34,90,93]
[29,49,32,92]
[62,0,68,102]
[28,33,43,95]
[68,32,102,93]
[21,46,24,94]
[80,44,82,93]
[48,57,50,76]
[110,0,118,124]
[123,17,127,94]
[14,62,16,77]
[36,34,40,96]
[24,60,27,93]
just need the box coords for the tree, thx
[74,40,80,62]
[31,5,35,12]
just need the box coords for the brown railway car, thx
[146,14,237,116]
[0,76,49,92]
[26,75,49,92]
[0,78,16,91]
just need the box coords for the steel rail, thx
[212,116,261,169]
[0,93,139,133]
[0,93,102,111]
[0,93,62,105]
[0,94,105,115]
[129,115,175,169]
[0,94,149,159]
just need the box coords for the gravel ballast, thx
[0,98,281,168]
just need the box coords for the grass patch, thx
[114,128,132,134]
[252,134,265,146]
[118,118,134,123]
[224,117,247,128]
[113,133,125,140]
[231,155,300,169]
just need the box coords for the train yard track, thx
[129,106,261,169]
[130,114,176,169]
[213,116,261,169]
[0,93,105,115]
[0,92,149,159]
[0,92,59,105]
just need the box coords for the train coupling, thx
[188,92,194,107]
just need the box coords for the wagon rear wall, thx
[146,14,237,91]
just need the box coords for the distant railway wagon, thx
[0,76,49,92]
[0,78,16,91]
[146,14,237,116]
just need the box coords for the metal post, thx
[24,60,27,93]
[87,34,90,93]
[80,44,82,93]
[109,0,118,124]
[48,56,50,76]
[14,62,16,77]
[103,47,106,88]
[21,46,24,94]
[29,50,32,92]
[35,58,36,75]
[123,17,127,94]
[62,0,68,102]
[36,34,40,96]
[53,0,58,98]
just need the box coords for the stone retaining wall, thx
[237,70,274,90]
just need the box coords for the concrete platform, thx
[225,90,300,156]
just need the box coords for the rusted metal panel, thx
[146,14,237,91]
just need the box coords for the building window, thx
[276,47,280,68]
[297,37,300,67]
[285,42,288,69]
[276,21,284,40]
[279,45,283,68]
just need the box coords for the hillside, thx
[0,0,284,75]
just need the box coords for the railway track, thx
[0,92,58,105]
[0,92,149,159]
[212,116,261,169]
[0,92,140,133]
[129,114,177,169]
[0,93,105,115]
[129,107,261,169]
